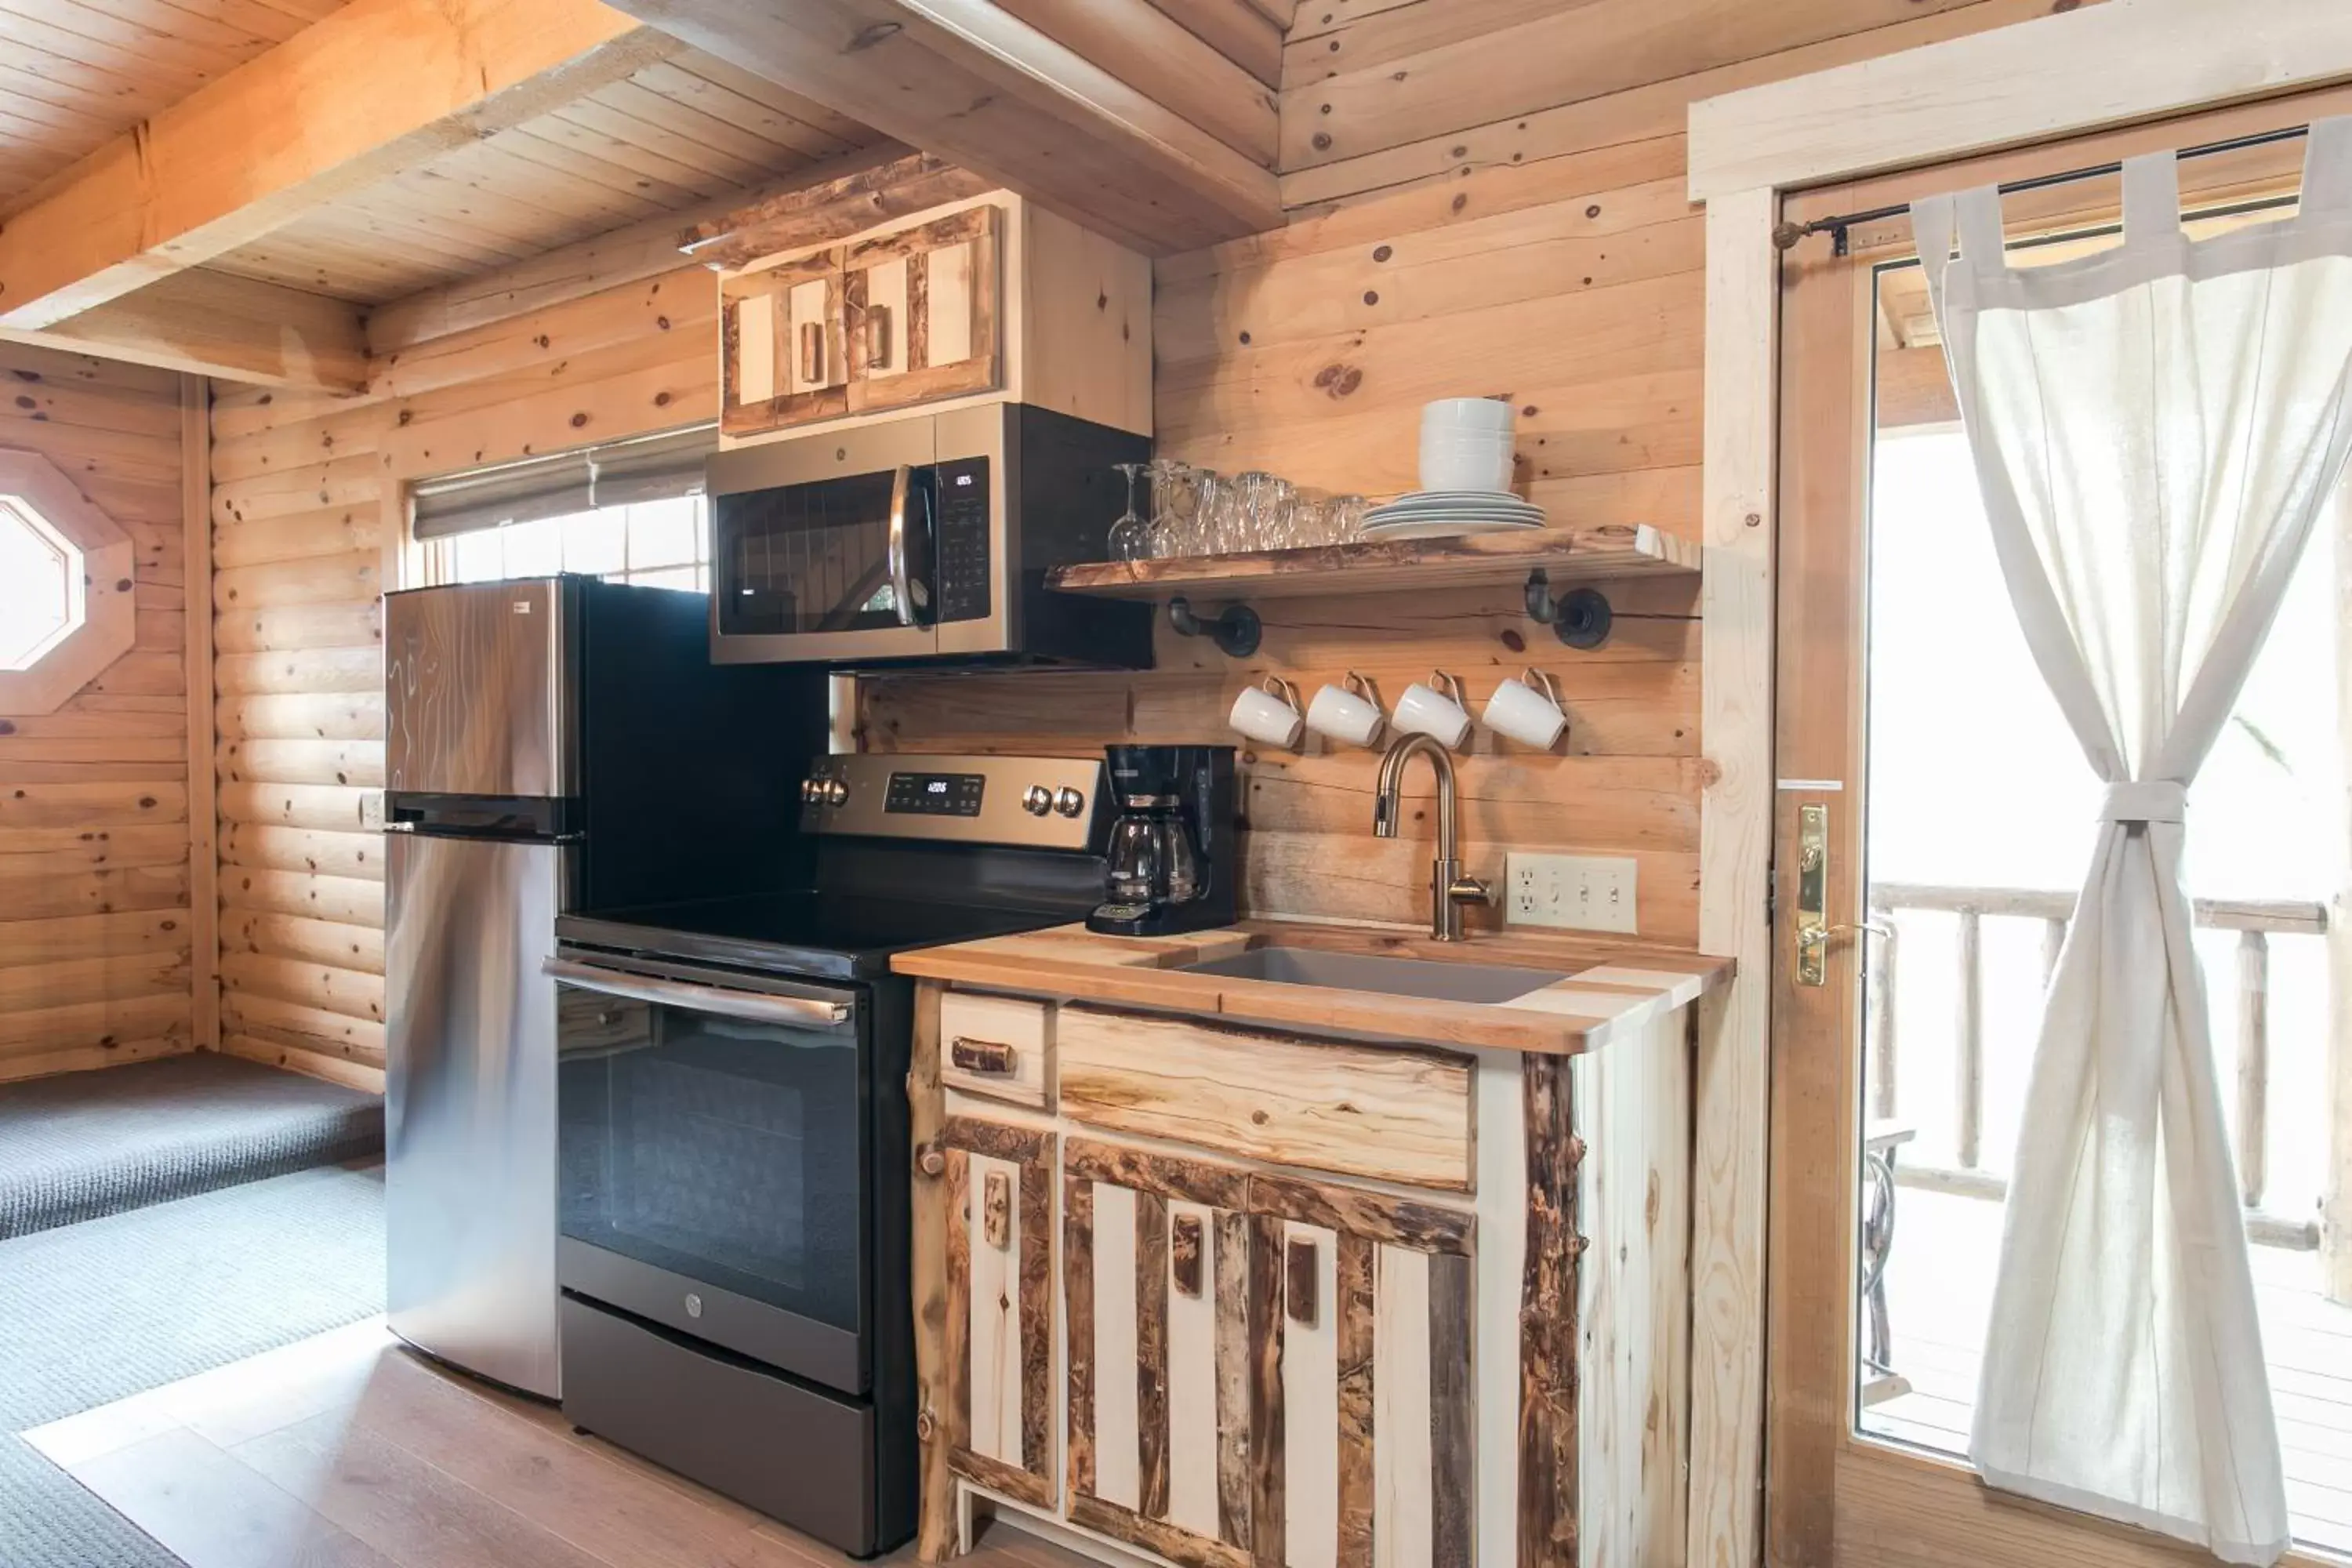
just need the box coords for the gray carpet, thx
[0,1054,382,1240]
[0,1161,387,1568]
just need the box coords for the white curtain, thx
[1913,118,2352,1566]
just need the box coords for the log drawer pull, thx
[800,321,826,384]
[866,303,891,368]
[1286,1236,1319,1326]
[949,1036,1018,1076]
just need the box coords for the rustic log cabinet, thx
[714,191,1153,446]
[905,931,1709,1568]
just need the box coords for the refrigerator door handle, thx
[543,958,853,1028]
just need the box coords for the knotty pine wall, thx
[206,270,715,1093]
[862,0,2096,946]
[0,347,195,1083]
[200,0,2089,1068]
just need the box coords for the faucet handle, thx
[1446,873,1498,908]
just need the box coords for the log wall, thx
[206,267,716,1092]
[860,0,2092,945]
[198,0,2085,1080]
[0,347,195,1083]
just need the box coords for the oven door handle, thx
[543,958,852,1028]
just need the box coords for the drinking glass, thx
[1232,472,1295,553]
[1107,463,1149,561]
[1325,494,1369,543]
[1147,459,1210,557]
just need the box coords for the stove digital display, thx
[885,771,985,816]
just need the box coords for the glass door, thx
[1769,87,2352,1567]
[554,954,872,1394]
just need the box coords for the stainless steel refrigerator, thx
[383,576,824,1398]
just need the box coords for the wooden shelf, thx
[1044,524,1698,601]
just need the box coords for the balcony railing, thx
[1865,880,2328,1250]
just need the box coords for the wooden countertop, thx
[891,920,1732,1054]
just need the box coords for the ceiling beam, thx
[593,0,1282,254]
[0,0,681,331]
[0,271,368,392]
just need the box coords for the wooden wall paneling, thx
[1148,0,1283,88]
[1280,0,1984,173]
[1274,0,2089,212]
[182,373,217,1053]
[0,344,192,1083]
[989,0,1279,166]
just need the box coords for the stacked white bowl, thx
[1418,397,1516,492]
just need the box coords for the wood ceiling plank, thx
[584,78,831,169]
[441,137,680,230]
[21,0,280,57]
[482,129,710,216]
[508,115,750,201]
[661,51,877,144]
[594,0,1280,252]
[0,6,247,85]
[993,0,1277,165]
[0,0,684,328]
[626,58,867,162]
[545,96,800,187]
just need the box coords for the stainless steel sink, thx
[1178,946,1566,1004]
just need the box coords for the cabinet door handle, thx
[800,321,826,385]
[949,1036,1018,1076]
[1285,1236,1319,1326]
[865,303,891,369]
[982,1170,1012,1250]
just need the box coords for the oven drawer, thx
[560,1294,891,1557]
[940,990,1052,1109]
[1054,1004,1476,1192]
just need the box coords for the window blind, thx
[410,424,717,541]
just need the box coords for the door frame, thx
[1684,5,2352,1567]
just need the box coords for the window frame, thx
[0,448,136,716]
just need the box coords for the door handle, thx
[543,958,851,1027]
[1793,803,1890,985]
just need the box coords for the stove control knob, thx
[1054,787,1086,818]
[1022,784,1054,816]
[800,778,822,805]
[822,778,849,807]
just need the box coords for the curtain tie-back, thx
[2098,779,2187,824]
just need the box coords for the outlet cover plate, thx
[1505,851,1639,935]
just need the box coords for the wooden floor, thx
[27,1319,1087,1568]
[1862,1187,2352,1556]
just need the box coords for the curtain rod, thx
[1770,123,2312,254]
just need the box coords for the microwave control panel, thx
[934,457,992,623]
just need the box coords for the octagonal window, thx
[0,495,83,670]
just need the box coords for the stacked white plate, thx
[1363,489,1547,541]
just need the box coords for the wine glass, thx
[1107,463,1149,561]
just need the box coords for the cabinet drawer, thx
[940,991,1051,1108]
[1057,1006,1475,1192]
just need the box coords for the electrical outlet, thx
[1504,852,1639,935]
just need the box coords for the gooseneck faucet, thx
[1372,731,1497,941]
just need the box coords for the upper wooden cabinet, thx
[716,192,1150,446]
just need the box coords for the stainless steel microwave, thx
[706,403,1153,668]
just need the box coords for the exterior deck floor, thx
[1864,1187,2352,1557]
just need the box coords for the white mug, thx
[1419,429,1515,494]
[1483,668,1568,750]
[1421,396,1515,434]
[1392,671,1472,749]
[1305,671,1385,749]
[1229,676,1305,750]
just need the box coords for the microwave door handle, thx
[543,958,852,1028]
[886,464,917,628]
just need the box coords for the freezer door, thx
[386,830,566,1398]
[385,579,575,799]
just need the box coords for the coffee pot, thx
[1085,744,1236,936]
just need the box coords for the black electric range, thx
[546,754,1108,1560]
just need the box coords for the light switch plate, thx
[1505,852,1639,935]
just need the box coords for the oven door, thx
[550,951,873,1395]
[708,416,939,663]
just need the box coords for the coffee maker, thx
[1085,744,1237,937]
